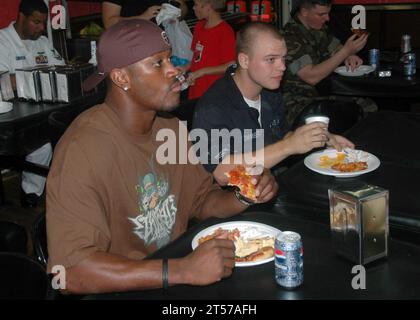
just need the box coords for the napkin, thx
[344,148,369,162]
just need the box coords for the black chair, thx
[48,106,90,148]
[0,252,51,299]
[0,221,28,254]
[31,215,85,300]
[32,214,48,267]
[291,99,363,135]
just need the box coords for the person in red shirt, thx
[187,0,236,100]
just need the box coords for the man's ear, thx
[109,68,130,91]
[238,52,249,69]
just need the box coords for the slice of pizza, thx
[225,165,257,201]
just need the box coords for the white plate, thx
[304,149,380,178]
[334,65,374,77]
[0,101,13,114]
[191,221,281,267]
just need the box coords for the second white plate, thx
[304,149,380,178]
[334,65,374,77]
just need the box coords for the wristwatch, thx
[234,188,255,206]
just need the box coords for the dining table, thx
[0,92,104,204]
[277,111,420,243]
[84,209,420,300]
[0,94,103,157]
[319,68,419,99]
[316,57,420,110]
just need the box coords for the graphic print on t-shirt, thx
[129,161,177,249]
[194,41,204,62]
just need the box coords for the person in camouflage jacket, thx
[282,0,371,127]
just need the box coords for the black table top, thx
[278,111,420,239]
[317,66,420,99]
[0,95,101,125]
[0,94,103,156]
[346,111,420,165]
[85,210,420,300]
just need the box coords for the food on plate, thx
[331,161,368,172]
[198,227,275,262]
[319,153,346,168]
[351,28,369,37]
[225,165,257,201]
[236,246,274,262]
[319,152,369,172]
[198,227,240,244]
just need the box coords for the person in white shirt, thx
[0,0,64,208]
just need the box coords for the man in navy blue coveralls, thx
[192,22,354,186]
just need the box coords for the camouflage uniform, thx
[282,16,376,126]
[282,16,342,125]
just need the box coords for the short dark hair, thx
[19,0,48,17]
[237,22,284,55]
[298,0,332,9]
[293,0,332,15]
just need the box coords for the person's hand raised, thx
[248,167,278,203]
[186,70,203,86]
[285,122,329,155]
[343,33,368,56]
[139,5,162,21]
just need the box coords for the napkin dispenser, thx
[15,66,48,102]
[39,67,58,102]
[328,184,389,265]
[0,71,15,101]
[55,63,95,102]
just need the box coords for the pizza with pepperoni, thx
[225,165,257,201]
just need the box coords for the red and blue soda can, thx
[275,231,303,289]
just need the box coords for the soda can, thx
[275,231,303,289]
[403,53,417,77]
[369,49,380,69]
